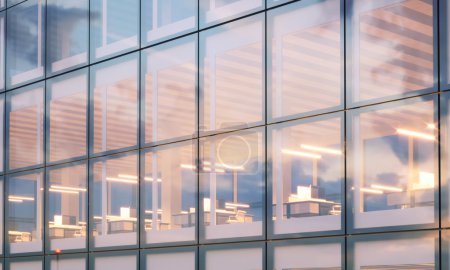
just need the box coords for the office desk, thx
[49,224,85,238]
[8,231,32,242]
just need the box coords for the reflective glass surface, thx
[268,0,342,121]
[141,0,197,45]
[46,0,88,75]
[269,114,343,236]
[201,244,263,270]
[47,255,87,270]
[6,0,45,88]
[91,54,138,155]
[350,0,435,104]
[350,231,437,269]
[47,69,87,163]
[142,35,197,145]
[200,14,264,134]
[143,249,196,270]
[47,163,87,252]
[200,128,264,241]
[269,239,343,270]
[6,170,44,255]
[92,252,138,270]
[91,152,138,249]
[349,97,437,230]
[142,141,196,245]
[199,0,263,28]
[90,0,139,62]
[7,83,44,171]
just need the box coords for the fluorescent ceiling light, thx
[370,184,403,192]
[50,185,86,192]
[49,188,79,194]
[105,177,138,184]
[8,195,35,201]
[360,188,383,194]
[300,144,342,155]
[396,128,435,141]
[281,149,321,159]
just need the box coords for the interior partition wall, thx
[0,0,449,269]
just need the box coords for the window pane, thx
[93,253,138,270]
[9,259,43,270]
[267,0,293,8]
[0,11,5,91]
[143,141,196,245]
[350,98,437,230]
[199,0,263,28]
[47,70,87,163]
[47,0,88,75]
[6,0,45,88]
[141,0,197,45]
[48,255,86,270]
[91,153,138,249]
[271,240,342,269]
[91,54,138,154]
[0,95,4,173]
[268,0,341,121]
[270,114,343,236]
[7,170,43,254]
[142,35,196,144]
[47,163,87,252]
[90,0,139,62]
[203,245,263,270]
[200,15,264,133]
[7,84,44,171]
[350,0,434,104]
[0,178,3,255]
[145,250,196,270]
[351,232,437,269]
[200,128,264,241]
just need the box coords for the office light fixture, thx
[370,184,403,192]
[50,185,86,192]
[118,174,161,182]
[105,177,138,184]
[49,188,79,194]
[300,144,342,155]
[281,149,322,159]
[360,188,383,194]
[8,195,35,201]
[8,198,23,203]
[225,202,250,208]
[396,128,435,141]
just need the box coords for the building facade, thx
[0,0,447,269]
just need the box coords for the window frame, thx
[346,94,440,234]
[267,111,345,239]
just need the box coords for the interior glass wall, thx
[90,152,138,249]
[142,141,196,246]
[47,162,87,252]
[200,128,264,241]
[269,113,344,236]
[349,97,437,231]
[6,169,44,255]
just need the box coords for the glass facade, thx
[0,0,450,268]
